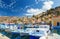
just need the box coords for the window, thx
[57,22,60,26]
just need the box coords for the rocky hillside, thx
[0,6,60,24]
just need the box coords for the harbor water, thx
[0,24,60,39]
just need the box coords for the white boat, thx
[24,25,50,39]
[25,25,50,36]
[0,24,6,29]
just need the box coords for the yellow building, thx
[52,16,60,26]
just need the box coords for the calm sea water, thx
[0,25,60,39]
[53,30,60,35]
[0,29,29,39]
[0,29,60,39]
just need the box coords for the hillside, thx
[0,6,60,24]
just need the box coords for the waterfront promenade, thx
[0,33,10,39]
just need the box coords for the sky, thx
[0,0,60,17]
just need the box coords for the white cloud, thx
[27,8,43,15]
[42,1,54,10]
[25,14,33,16]
[26,0,54,16]
[8,0,16,8]
[35,0,45,4]
[0,0,16,8]
[0,0,3,8]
